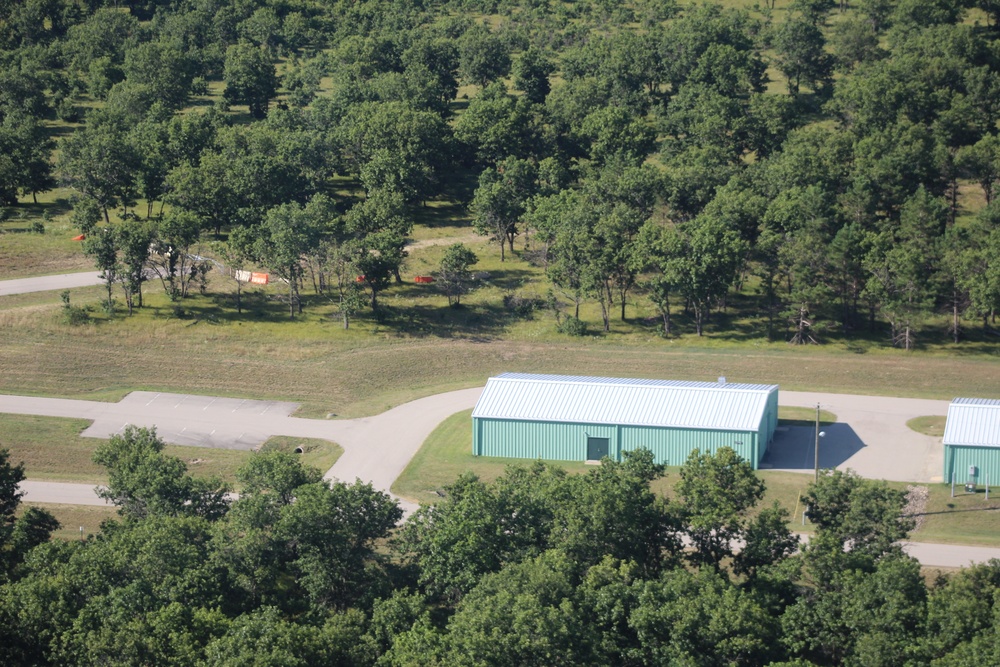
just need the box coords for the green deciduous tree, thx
[580,105,656,167]
[116,216,154,315]
[773,16,834,96]
[149,209,205,301]
[630,567,781,666]
[0,448,58,580]
[223,42,277,119]
[513,46,554,104]
[275,480,402,611]
[862,187,946,349]
[471,156,536,261]
[454,82,546,165]
[83,225,121,313]
[782,553,927,665]
[458,25,511,88]
[253,195,331,317]
[343,188,412,312]
[58,116,140,222]
[124,41,193,110]
[803,469,915,567]
[93,425,230,521]
[440,550,588,665]
[235,452,322,505]
[957,134,1000,205]
[674,214,747,336]
[438,243,478,307]
[0,111,53,205]
[676,447,771,569]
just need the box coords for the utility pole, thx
[814,403,821,483]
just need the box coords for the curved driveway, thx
[0,386,985,566]
[2,388,483,516]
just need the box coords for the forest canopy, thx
[3,432,995,667]
[3,0,999,345]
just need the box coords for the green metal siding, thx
[474,417,764,468]
[756,389,780,466]
[474,418,617,461]
[619,424,757,467]
[944,445,1000,486]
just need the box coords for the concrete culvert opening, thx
[294,447,304,454]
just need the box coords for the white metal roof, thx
[944,398,1000,447]
[472,373,778,432]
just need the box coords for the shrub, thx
[557,315,587,336]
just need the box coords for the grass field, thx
[0,191,93,279]
[394,407,1000,546]
[18,502,119,541]
[0,414,342,486]
[2,268,999,425]
[907,416,948,438]
[917,486,1000,547]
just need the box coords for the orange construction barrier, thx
[414,276,434,284]
[72,234,85,241]
[250,272,269,285]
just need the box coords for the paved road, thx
[2,388,483,515]
[19,481,111,506]
[0,271,102,296]
[5,387,998,567]
[902,541,1000,568]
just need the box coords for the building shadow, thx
[760,422,865,472]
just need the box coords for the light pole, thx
[814,402,826,482]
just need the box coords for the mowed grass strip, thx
[257,435,343,475]
[915,486,1000,547]
[18,502,119,541]
[1,282,999,422]
[0,416,106,483]
[392,409,592,505]
[395,409,1000,547]
[778,406,837,427]
[0,415,341,486]
[907,416,947,438]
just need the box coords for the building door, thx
[587,436,609,461]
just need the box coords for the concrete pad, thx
[78,391,303,450]
[770,391,950,483]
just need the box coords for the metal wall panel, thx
[474,418,617,461]
[944,445,1000,486]
[620,425,757,468]
[474,417,760,468]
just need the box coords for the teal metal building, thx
[943,398,1000,486]
[472,373,780,468]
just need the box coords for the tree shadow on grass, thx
[370,300,528,340]
[409,199,470,230]
[145,288,297,324]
